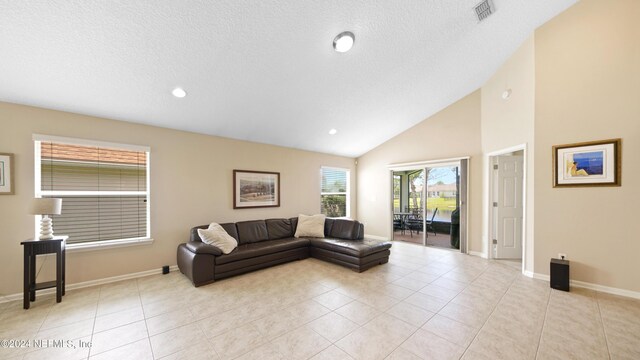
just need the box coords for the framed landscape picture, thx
[233,170,280,209]
[0,153,14,195]
[553,139,621,187]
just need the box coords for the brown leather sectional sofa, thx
[177,217,392,287]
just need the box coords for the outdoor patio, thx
[393,231,457,250]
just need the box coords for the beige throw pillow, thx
[197,223,238,254]
[294,214,326,238]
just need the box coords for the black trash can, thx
[450,208,460,249]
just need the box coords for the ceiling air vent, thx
[474,0,494,22]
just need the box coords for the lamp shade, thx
[30,198,62,215]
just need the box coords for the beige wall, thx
[358,0,640,294]
[2,0,638,298]
[534,0,640,291]
[0,102,356,296]
[356,91,484,253]
[480,36,536,271]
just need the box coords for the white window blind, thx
[36,139,150,245]
[320,167,350,218]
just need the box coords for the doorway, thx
[391,169,424,245]
[424,165,461,249]
[489,149,525,263]
[390,159,469,253]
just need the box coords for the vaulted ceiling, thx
[0,0,576,157]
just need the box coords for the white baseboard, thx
[364,234,389,241]
[0,265,179,303]
[524,271,640,300]
[530,272,550,281]
[468,251,488,259]
[571,279,640,299]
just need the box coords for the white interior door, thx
[494,155,523,259]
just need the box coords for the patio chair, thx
[406,213,423,236]
[393,214,404,235]
[425,208,438,237]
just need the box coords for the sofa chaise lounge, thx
[177,217,392,287]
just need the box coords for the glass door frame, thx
[389,157,469,252]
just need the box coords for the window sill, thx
[66,238,154,253]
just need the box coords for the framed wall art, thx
[233,170,280,209]
[552,139,621,187]
[0,153,14,195]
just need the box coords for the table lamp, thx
[30,198,62,240]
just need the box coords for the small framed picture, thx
[233,170,280,209]
[553,139,621,187]
[0,153,14,195]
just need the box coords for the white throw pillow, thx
[294,214,326,238]
[197,223,238,254]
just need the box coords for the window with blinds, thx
[35,139,149,245]
[320,167,350,218]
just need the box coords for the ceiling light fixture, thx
[502,89,512,100]
[333,31,355,53]
[328,128,338,135]
[172,87,187,98]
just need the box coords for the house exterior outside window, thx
[34,135,150,248]
[320,167,350,218]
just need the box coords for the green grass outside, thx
[394,196,456,212]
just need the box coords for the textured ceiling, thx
[0,0,576,157]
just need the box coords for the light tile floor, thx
[1,241,639,360]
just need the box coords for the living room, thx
[1,0,639,359]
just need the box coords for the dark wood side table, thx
[20,236,67,309]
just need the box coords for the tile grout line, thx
[86,285,103,359]
[135,278,155,360]
[209,282,332,359]
[427,266,485,359]
[455,264,519,359]
[88,282,150,359]
[5,243,628,360]
[533,284,553,360]
[13,295,57,359]
[303,321,338,359]
[594,291,613,360]
[273,275,410,359]
[34,295,57,334]
[378,314,422,359]
[385,263,481,359]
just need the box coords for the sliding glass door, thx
[424,165,459,249]
[390,159,468,252]
[391,170,424,244]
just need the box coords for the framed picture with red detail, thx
[233,170,280,209]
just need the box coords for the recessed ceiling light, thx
[333,31,355,53]
[172,87,187,98]
[329,128,338,135]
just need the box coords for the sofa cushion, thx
[220,223,239,241]
[266,218,294,240]
[197,223,238,254]
[216,238,310,265]
[191,223,238,242]
[309,238,392,257]
[288,217,333,237]
[324,218,335,237]
[294,214,326,238]
[236,220,269,244]
[329,219,361,240]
